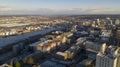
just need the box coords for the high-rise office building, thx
[116,30,120,47]
[97,19,100,24]
[96,44,120,67]
[115,19,120,25]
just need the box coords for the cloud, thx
[0,7,120,15]
[0,8,84,15]
[84,8,120,14]
[0,5,12,11]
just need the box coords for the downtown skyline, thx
[0,0,120,15]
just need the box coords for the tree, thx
[15,61,21,67]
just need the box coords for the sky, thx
[0,0,120,15]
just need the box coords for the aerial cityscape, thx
[0,0,120,67]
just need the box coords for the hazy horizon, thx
[0,0,120,15]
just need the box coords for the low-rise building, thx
[85,41,103,53]
[40,60,66,67]
[55,52,68,60]
[76,58,95,67]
